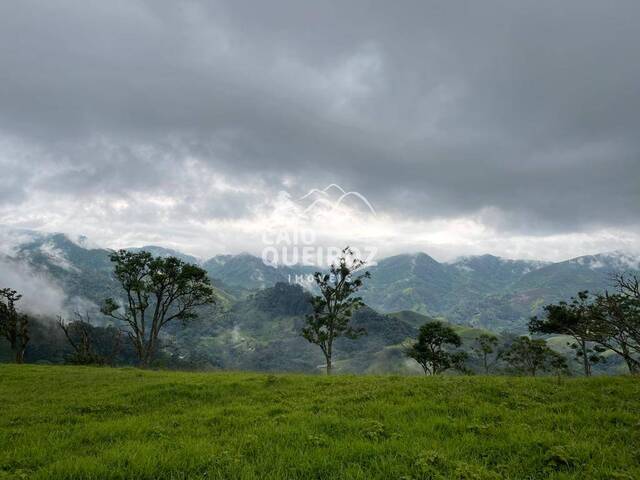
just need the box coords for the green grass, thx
[0,365,638,479]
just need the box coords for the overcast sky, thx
[0,0,639,261]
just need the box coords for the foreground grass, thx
[0,365,638,479]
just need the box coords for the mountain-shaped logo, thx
[295,183,377,220]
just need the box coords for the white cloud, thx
[0,257,67,317]
[39,241,80,272]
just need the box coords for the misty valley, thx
[1,230,639,376]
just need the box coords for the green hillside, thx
[387,310,492,338]
[1,365,638,479]
[365,252,639,332]
[5,231,639,335]
[169,284,421,374]
[3,231,638,374]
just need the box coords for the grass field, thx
[0,365,638,479]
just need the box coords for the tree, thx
[101,250,216,367]
[0,288,29,363]
[502,336,564,376]
[529,291,603,376]
[406,321,467,375]
[472,333,499,374]
[57,312,123,366]
[301,247,370,374]
[548,350,570,379]
[611,272,640,299]
[589,292,640,374]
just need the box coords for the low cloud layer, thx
[0,1,639,260]
[0,257,67,317]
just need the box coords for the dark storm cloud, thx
[0,0,639,234]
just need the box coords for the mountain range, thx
[0,228,638,373]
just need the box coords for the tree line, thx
[529,273,640,375]
[1,249,216,367]
[1,247,638,375]
[299,248,639,376]
[298,249,570,376]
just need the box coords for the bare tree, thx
[611,272,640,299]
[58,312,123,365]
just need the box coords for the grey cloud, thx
[0,0,638,239]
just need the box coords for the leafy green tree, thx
[101,250,216,367]
[406,321,467,375]
[0,288,29,363]
[529,291,603,376]
[502,336,564,376]
[589,291,640,374]
[302,247,370,375]
[548,350,570,379]
[472,333,499,374]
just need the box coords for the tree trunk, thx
[325,341,333,375]
[624,356,640,375]
[15,348,25,364]
[620,343,640,375]
[581,342,591,376]
[139,345,151,369]
[137,334,158,369]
